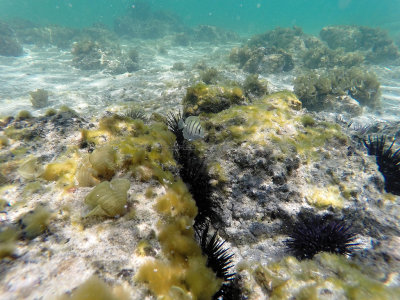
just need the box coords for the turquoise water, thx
[0,0,399,35]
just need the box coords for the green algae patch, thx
[0,226,18,259]
[136,181,222,300]
[41,154,78,187]
[253,253,400,300]
[200,90,349,165]
[205,91,301,146]
[306,185,344,209]
[80,116,176,184]
[22,181,43,198]
[183,83,247,116]
[20,206,52,239]
[4,125,36,141]
[0,135,9,148]
[84,178,130,218]
[17,156,44,180]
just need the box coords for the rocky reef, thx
[0,19,400,300]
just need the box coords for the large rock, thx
[0,22,23,56]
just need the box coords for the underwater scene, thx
[1,0,400,299]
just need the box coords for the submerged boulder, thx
[0,22,23,57]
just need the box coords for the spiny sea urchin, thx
[197,225,235,282]
[166,110,184,146]
[363,135,400,195]
[179,150,220,227]
[285,214,359,260]
[166,110,221,227]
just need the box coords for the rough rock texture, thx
[195,92,400,297]
[71,40,139,74]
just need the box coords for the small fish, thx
[178,116,205,141]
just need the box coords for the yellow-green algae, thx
[41,153,78,187]
[136,181,222,300]
[183,82,246,116]
[79,116,176,184]
[0,226,18,259]
[204,91,347,162]
[306,185,344,209]
[58,275,129,300]
[22,181,43,198]
[84,178,130,218]
[17,156,44,180]
[0,135,9,148]
[21,205,52,239]
[252,253,400,300]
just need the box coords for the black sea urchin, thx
[197,226,243,300]
[363,135,400,195]
[198,225,235,282]
[166,110,184,146]
[285,214,358,260]
[167,110,220,227]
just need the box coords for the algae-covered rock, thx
[230,46,294,74]
[294,67,380,112]
[242,74,269,98]
[71,40,138,74]
[182,83,247,116]
[84,178,130,217]
[247,26,304,50]
[320,25,400,63]
[252,253,400,300]
[302,46,364,69]
[29,89,49,108]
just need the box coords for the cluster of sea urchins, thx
[166,111,242,299]
[363,135,400,195]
